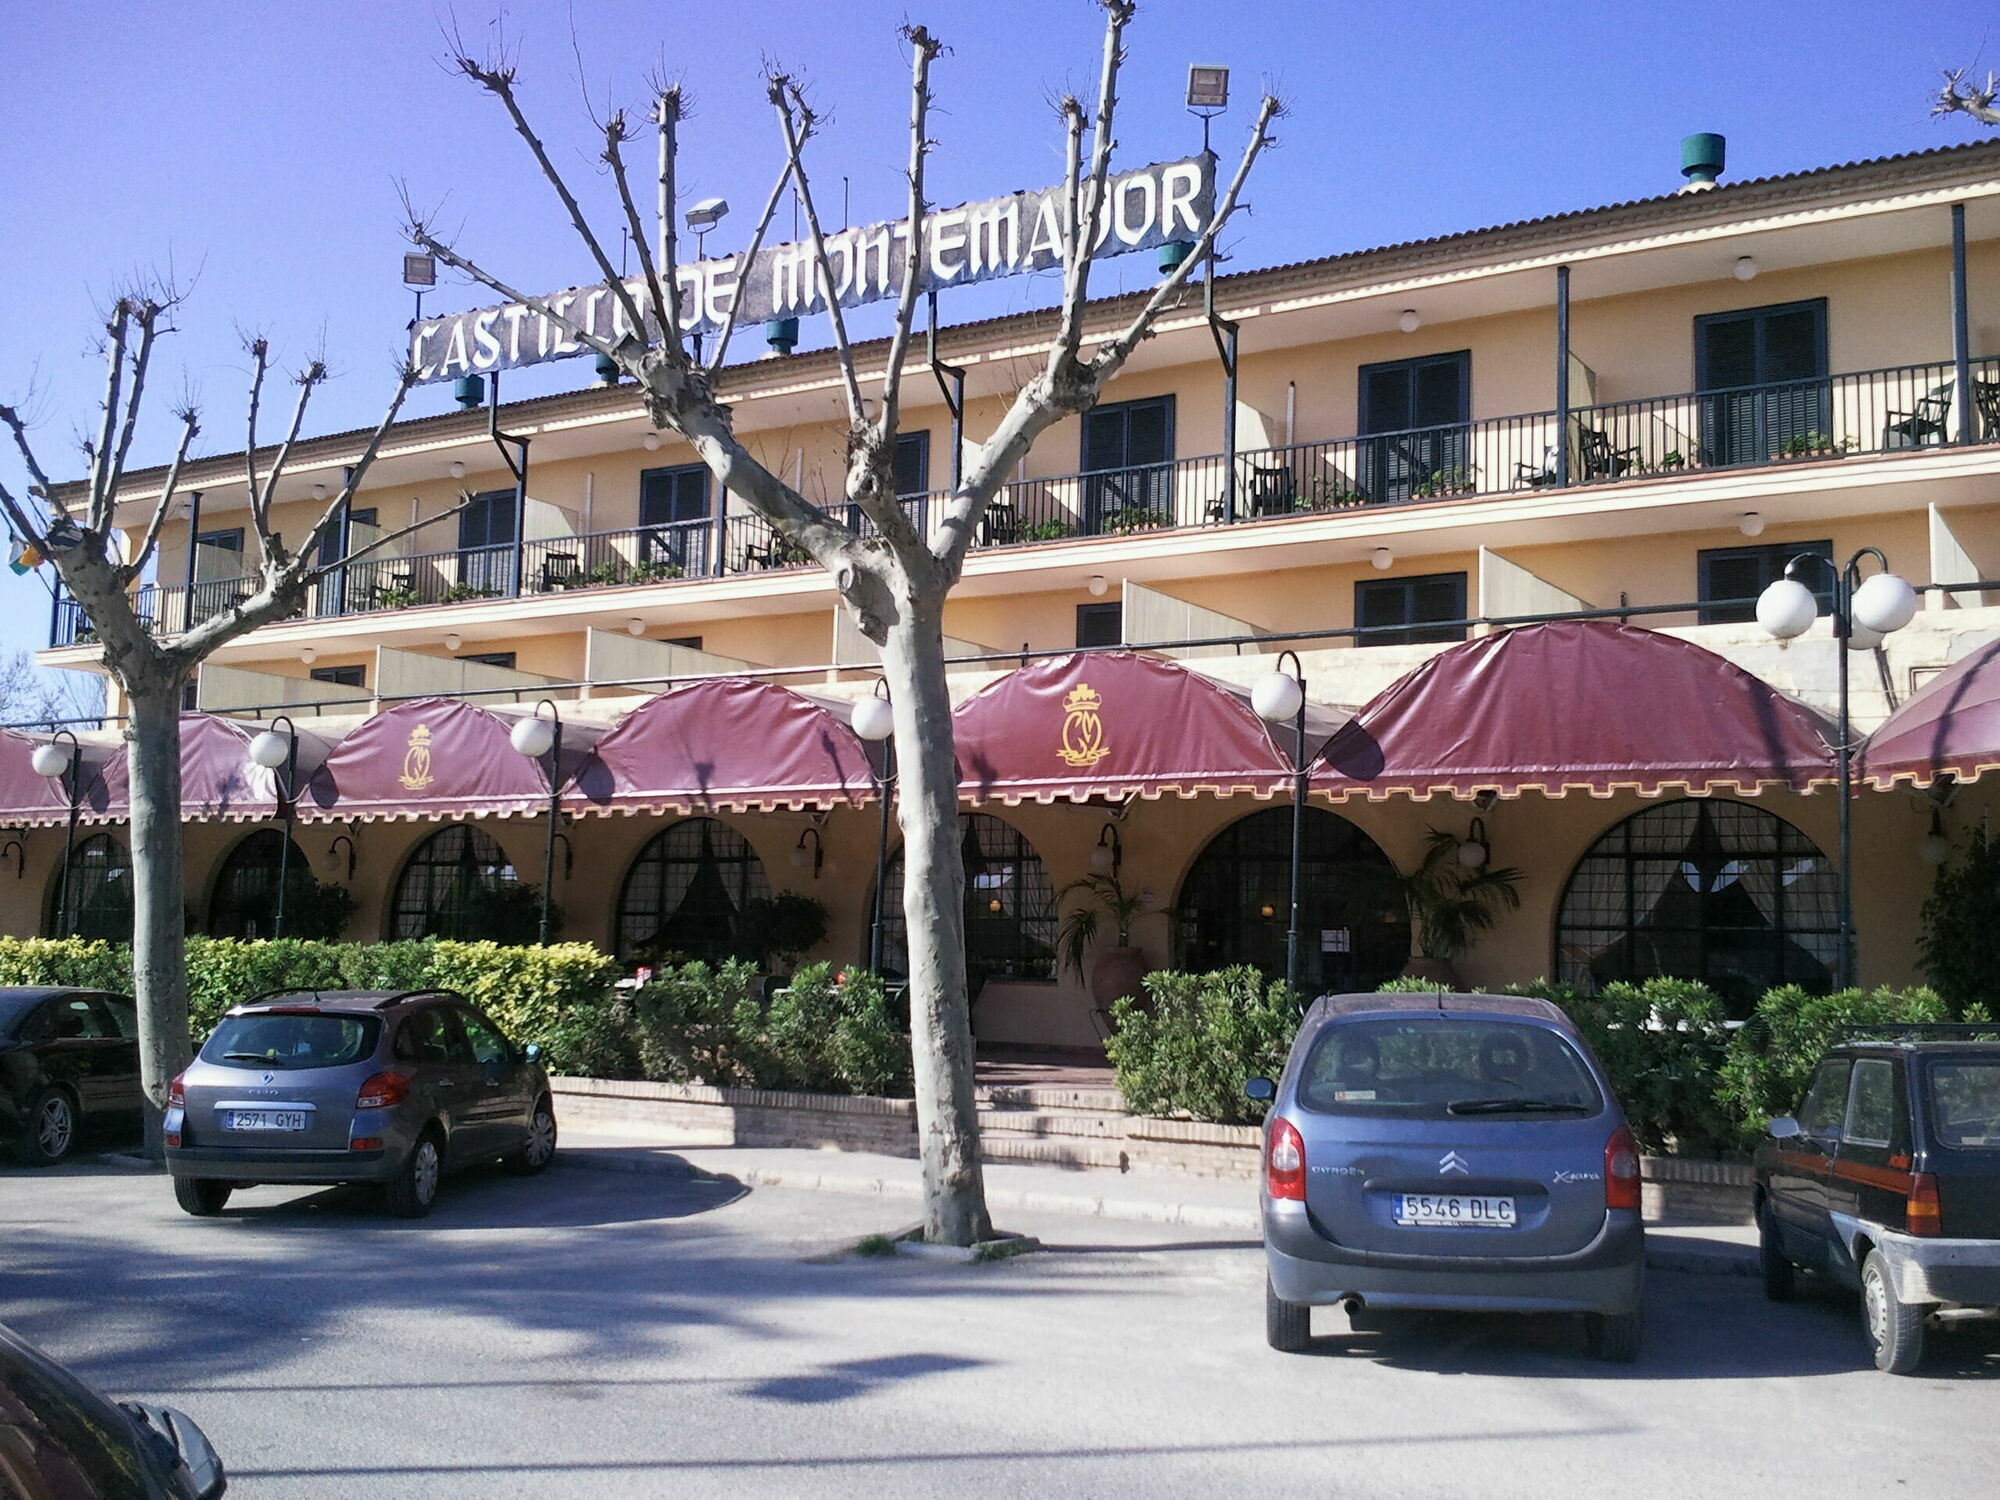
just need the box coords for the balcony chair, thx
[1513,445,1560,489]
[537,551,581,591]
[980,500,1020,546]
[1884,383,1954,448]
[1246,464,1297,517]
[1974,380,2000,442]
[363,569,416,611]
[1576,426,1644,481]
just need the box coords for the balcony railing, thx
[50,355,2000,647]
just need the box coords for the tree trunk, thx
[125,676,192,1159]
[879,594,992,1246]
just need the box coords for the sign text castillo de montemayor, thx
[409,155,1215,384]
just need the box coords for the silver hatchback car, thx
[164,988,557,1218]
[1249,992,1645,1361]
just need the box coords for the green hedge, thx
[1105,967,1302,1126]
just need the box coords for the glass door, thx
[1696,300,1829,466]
[1081,396,1175,534]
[1357,351,1470,503]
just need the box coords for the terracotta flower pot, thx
[1089,945,1151,1008]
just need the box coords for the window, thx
[1081,396,1175,533]
[394,1006,458,1065]
[1075,603,1123,648]
[1698,540,1832,626]
[459,652,517,670]
[181,681,198,711]
[1844,1059,1899,1147]
[44,996,108,1040]
[639,464,710,572]
[1357,351,1471,502]
[195,527,244,555]
[208,830,312,939]
[389,825,526,942]
[1297,1018,1601,1118]
[456,1007,513,1065]
[48,833,130,942]
[1798,1059,1853,1140]
[1928,1062,2000,1150]
[1176,806,1409,995]
[1695,299,1829,465]
[894,431,930,498]
[1355,572,1467,646]
[310,665,366,688]
[457,490,517,595]
[95,995,137,1039]
[616,819,771,963]
[1555,800,1838,1013]
[879,814,1057,981]
[201,1013,379,1071]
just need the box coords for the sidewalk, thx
[559,1129,1760,1276]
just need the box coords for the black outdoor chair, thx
[980,500,1020,546]
[1577,426,1644,481]
[1513,444,1560,489]
[1246,464,1297,516]
[364,569,416,610]
[537,551,580,592]
[1974,380,2000,441]
[1884,383,1953,448]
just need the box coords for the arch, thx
[387,824,532,943]
[878,813,1057,981]
[47,832,131,941]
[208,830,313,940]
[1175,805,1409,995]
[615,818,771,963]
[1554,798,1837,1011]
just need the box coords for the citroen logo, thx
[1438,1150,1470,1176]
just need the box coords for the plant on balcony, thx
[373,586,419,610]
[1778,431,1853,460]
[444,581,500,602]
[1104,504,1170,534]
[1297,477,1363,511]
[1021,519,1076,542]
[627,558,683,582]
[1657,450,1688,471]
[585,559,632,586]
[1412,466,1477,498]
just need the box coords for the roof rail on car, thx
[1835,1022,2000,1039]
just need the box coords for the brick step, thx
[977,1132,1259,1181]
[975,1106,1129,1142]
[975,1084,1128,1115]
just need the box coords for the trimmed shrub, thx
[1919,827,2000,1014]
[1718,984,1948,1142]
[762,964,906,1095]
[1106,967,1302,1125]
[1556,979,1734,1156]
[0,938,129,992]
[541,993,642,1079]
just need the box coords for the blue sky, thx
[0,0,1994,664]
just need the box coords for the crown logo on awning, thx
[1058,683,1109,768]
[399,724,435,791]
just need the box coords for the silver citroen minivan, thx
[1248,991,1645,1361]
[164,988,556,1219]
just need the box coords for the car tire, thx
[384,1130,444,1219]
[11,1086,78,1166]
[1584,1310,1642,1364]
[1758,1199,1796,1303]
[172,1177,232,1217]
[1266,1275,1311,1353]
[1862,1248,1927,1374]
[504,1098,557,1175]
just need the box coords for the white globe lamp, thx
[509,715,557,760]
[30,742,72,780]
[1756,577,1818,640]
[851,695,895,743]
[248,729,292,770]
[1252,670,1304,724]
[1850,571,1918,636]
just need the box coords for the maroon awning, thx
[953,651,1323,804]
[1312,621,1837,801]
[572,679,876,814]
[163,714,337,822]
[298,698,584,822]
[1859,638,2000,790]
[0,730,124,827]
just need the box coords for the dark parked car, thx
[0,1319,225,1498]
[0,988,143,1166]
[164,988,556,1219]
[1754,1027,2000,1373]
[1250,992,1646,1361]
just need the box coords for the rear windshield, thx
[1297,1017,1603,1119]
[0,992,42,1036]
[1928,1061,2000,1150]
[201,1013,379,1070]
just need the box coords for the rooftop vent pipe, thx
[1679,132,1726,192]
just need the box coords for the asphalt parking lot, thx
[2,1150,1996,1498]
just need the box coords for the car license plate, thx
[222,1110,309,1132]
[1394,1193,1516,1228]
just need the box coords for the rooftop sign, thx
[409,154,1214,384]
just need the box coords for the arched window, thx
[1555,799,1837,1009]
[1176,806,1409,995]
[209,830,311,940]
[389,824,528,942]
[48,833,132,942]
[617,819,771,963]
[879,814,1057,981]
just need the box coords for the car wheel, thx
[1862,1248,1927,1374]
[1757,1199,1796,1303]
[1265,1275,1310,1353]
[172,1177,232,1217]
[504,1098,557,1175]
[384,1131,443,1219]
[1584,1310,1642,1364]
[11,1087,78,1166]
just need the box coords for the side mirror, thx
[1767,1115,1800,1141]
[1244,1076,1276,1102]
[522,1042,544,1065]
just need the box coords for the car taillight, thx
[1604,1125,1642,1212]
[1266,1117,1306,1201]
[355,1072,409,1110]
[167,1073,186,1110]
[1906,1172,1943,1237]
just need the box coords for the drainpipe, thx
[1952,203,1972,444]
[1555,266,1571,487]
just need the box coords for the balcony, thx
[49,354,2000,648]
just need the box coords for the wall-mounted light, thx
[1371,547,1394,571]
[1186,64,1229,111]
[299,646,318,665]
[449,460,467,480]
[0,834,23,879]
[1090,823,1123,875]
[326,833,357,880]
[987,897,1004,914]
[311,483,328,501]
[1458,815,1491,869]
[1087,575,1109,598]
[1739,512,1765,538]
[1733,255,1758,282]
[1259,902,1276,919]
[626,618,647,638]
[1920,807,1952,867]
[1397,309,1421,335]
[643,433,662,452]
[443,632,463,653]
[791,826,824,878]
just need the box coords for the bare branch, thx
[307,490,480,578]
[655,87,688,351]
[1937,68,2000,126]
[0,405,65,524]
[292,370,417,573]
[250,363,328,558]
[771,74,867,427]
[600,103,677,359]
[407,216,623,364]
[703,150,794,374]
[242,337,270,534]
[97,299,168,534]
[877,25,943,439]
[0,476,45,555]
[120,406,201,585]
[84,301,133,530]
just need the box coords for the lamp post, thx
[851,682,897,974]
[1756,548,1918,989]
[248,717,300,939]
[32,731,80,933]
[1252,652,1310,993]
[507,701,566,946]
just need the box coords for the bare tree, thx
[0,649,107,725]
[1936,69,2000,126]
[411,1,1280,1244]
[0,299,432,1149]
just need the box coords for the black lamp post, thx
[32,731,81,932]
[248,717,300,939]
[508,701,568,946]
[1252,652,1310,994]
[1756,547,1918,989]
[851,681,897,974]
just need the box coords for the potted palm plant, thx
[1384,829,1524,985]
[1055,873,1153,1006]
